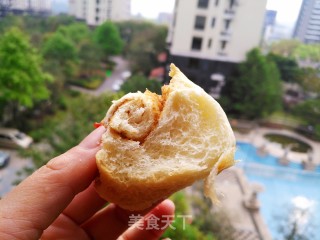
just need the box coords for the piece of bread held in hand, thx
[95,63,236,211]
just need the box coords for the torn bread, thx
[95,63,236,211]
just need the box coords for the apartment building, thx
[293,0,320,43]
[10,0,51,12]
[168,0,267,97]
[262,10,277,43]
[69,0,131,26]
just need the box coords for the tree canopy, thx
[94,21,123,56]
[42,32,77,64]
[270,39,320,62]
[298,67,320,93]
[56,23,90,44]
[267,53,302,83]
[120,75,162,94]
[0,27,51,108]
[116,21,168,74]
[221,48,282,119]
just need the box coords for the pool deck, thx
[215,168,272,240]
[235,127,320,169]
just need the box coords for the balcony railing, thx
[225,9,235,15]
[224,9,235,19]
[220,30,232,40]
[217,51,227,56]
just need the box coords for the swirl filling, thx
[105,90,164,142]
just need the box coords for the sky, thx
[131,0,176,19]
[266,0,303,27]
[131,0,303,28]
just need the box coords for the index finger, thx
[0,126,105,240]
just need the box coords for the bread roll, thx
[95,64,236,211]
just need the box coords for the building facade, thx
[9,0,51,13]
[167,0,267,97]
[68,0,131,26]
[262,10,277,43]
[293,0,320,43]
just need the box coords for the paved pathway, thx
[0,148,33,198]
[216,168,272,240]
[70,56,130,96]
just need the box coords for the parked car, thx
[0,128,33,149]
[112,80,123,91]
[121,71,132,80]
[0,151,10,168]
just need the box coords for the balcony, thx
[217,51,227,57]
[224,9,235,19]
[220,30,232,40]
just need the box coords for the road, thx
[70,56,130,96]
[0,148,33,198]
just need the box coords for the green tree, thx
[42,32,77,64]
[298,67,320,93]
[269,40,301,57]
[78,39,102,77]
[42,32,78,84]
[39,15,77,33]
[267,53,302,83]
[120,75,162,94]
[57,23,90,44]
[221,48,282,119]
[94,21,123,57]
[162,191,216,240]
[0,27,51,119]
[292,99,320,129]
[293,43,320,62]
[117,21,168,74]
[269,39,320,62]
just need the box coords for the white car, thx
[121,71,132,80]
[0,128,33,149]
[112,80,123,91]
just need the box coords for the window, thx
[194,16,206,30]
[211,17,215,28]
[208,38,212,48]
[220,40,227,50]
[188,58,200,68]
[96,7,99,13]
[96,0,100,3]
[95,16,99,22]
[225,19,231,30]
[191,37,203,50]
[215,0,219,6]
[229,0,235,8]
[198,0,209,8]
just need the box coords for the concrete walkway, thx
[70,56,130,96]
[214,168,272,240]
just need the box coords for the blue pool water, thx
[236,142,320,239]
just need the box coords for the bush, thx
[120,75,162,94]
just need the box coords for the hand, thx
[0,127,175,240]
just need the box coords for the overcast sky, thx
[131,0,303,27]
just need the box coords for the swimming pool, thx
[236,142,320,240]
